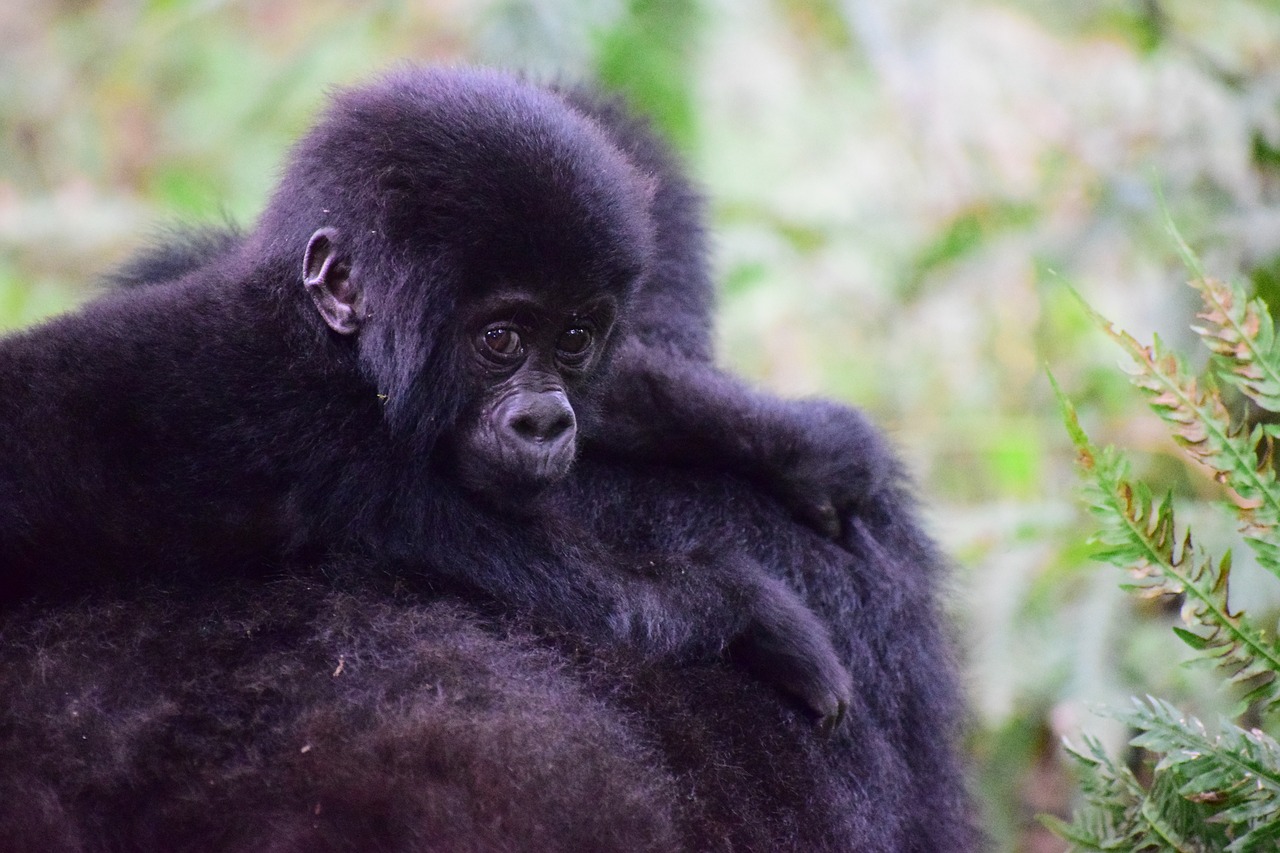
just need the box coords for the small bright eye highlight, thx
[557,327,591,355]
[484,328,521,356]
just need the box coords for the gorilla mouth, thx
[451,426,578,510]
[495,437,577,487]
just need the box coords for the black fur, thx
[0,66,979,850]
[0,469,976,851]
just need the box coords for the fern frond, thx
[1166,213,1280,412]
[1121,697,1280,853]
[1188,275,1280,413]
[1040,734,1148,851]
[1047,219,1280,852]
[1071,291,1280,582]
[1044,733,1218,852]
[1051,375,1280,711]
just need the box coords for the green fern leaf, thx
[1047,221,1280,853]
[1070,290,1280,583]
[1167,214,1280,412]
[1189,275,1280,412]
[1051,375,1280,711]
[1037,814,1125,852]
[1050,732,1219,852]
[1119,697,1280,852]
[1045,734,1150,851]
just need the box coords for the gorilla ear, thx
[303,228,363,335]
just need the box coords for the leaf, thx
[1069,288,1280,583]
[1046,221,1280,852]
[1121,698,1280,853]
[1167,213,1280,413]
[1051,372,1280,712]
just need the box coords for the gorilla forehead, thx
[262,66,656,299]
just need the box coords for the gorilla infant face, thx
[450,288,618,501]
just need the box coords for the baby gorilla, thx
[0,66,868,722]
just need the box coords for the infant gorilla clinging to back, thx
[0,66,978,851]
[0,66,897,722]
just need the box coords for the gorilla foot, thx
[731,578,854,730]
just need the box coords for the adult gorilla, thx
[0,67,978,851]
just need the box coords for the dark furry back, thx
[0,578,682,853]
[569,460,979,852]
[0,463,980,852]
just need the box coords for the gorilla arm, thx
[587,336,900,541]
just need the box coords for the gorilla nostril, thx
[544,408,574,440]
[508,396,575,443]
[510,413,539,439]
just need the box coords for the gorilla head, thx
[252,68,657,501]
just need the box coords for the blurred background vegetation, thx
[5,1,1280,849]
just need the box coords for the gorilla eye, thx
[483,327,522,357]
[557,327,592,356]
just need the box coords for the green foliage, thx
[1041,724,1231,853]
[903,200,1038,297]
[1044,698,1280,852]
[594,0,702,151]
[1048,244,1280,849]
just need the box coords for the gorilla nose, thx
[507,392,576,445]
